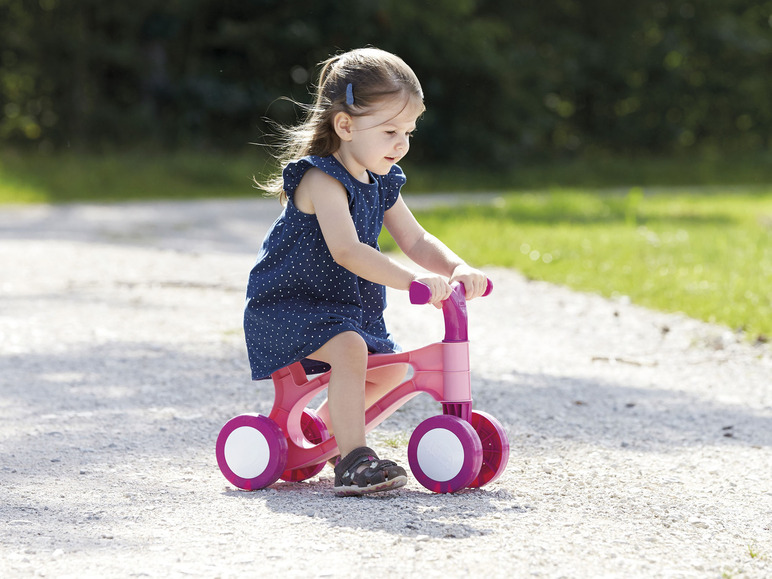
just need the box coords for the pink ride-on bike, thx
[216,280,510,493]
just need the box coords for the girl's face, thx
[335,94,423,181]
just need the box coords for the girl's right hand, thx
[414,274,453,308]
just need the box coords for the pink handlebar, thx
[409,278,493,343]
[409,278,493,305]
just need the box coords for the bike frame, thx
[267,281,487,472]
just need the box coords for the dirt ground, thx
[1,198,771,578]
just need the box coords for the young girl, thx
[245,47,488,496]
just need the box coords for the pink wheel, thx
[408,415,483,493]
[216,414,288,490]
[467,411,510,488]
[280,409,330,482]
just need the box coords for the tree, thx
[1,0,770,161]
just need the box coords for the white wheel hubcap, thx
[416,428,464,481]
[224,426,270,479]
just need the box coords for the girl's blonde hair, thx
[257,47,424,203]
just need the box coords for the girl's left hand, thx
[449,264,488,300]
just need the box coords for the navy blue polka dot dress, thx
[244,155,405,380]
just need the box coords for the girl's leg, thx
[365,363,410,408]
[307,332,408,495]
[305,331,369,458]
[315,363,409,436]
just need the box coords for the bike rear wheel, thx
[216,414,288,490]
[280,409,330,482]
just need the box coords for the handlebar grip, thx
[409,278,493,305]
[409,280,433,305]
[482,278,494,297]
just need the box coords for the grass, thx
[2,148,772,204]
[404,150,772,192]
[376,431,410,449]
[2,148,770,341]
[381,186,772,342]
[0,149,273,204]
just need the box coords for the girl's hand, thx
[449,264,488,300]
[414,274,453,308]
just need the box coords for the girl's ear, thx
[333,112,354,142]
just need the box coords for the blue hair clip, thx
[345,83,354,106]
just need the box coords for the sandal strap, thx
[334,446,378,481]
[334,447,406,488]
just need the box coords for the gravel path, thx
[1,197,771,578]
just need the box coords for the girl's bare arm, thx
[300,168,451,305]
[384,195,488,299]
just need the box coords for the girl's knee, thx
[323,331,368,368]
[334,331,367,352]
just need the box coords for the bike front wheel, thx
[467,411,510,488]
[408,414,483,493]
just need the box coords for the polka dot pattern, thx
[244,155,405,380]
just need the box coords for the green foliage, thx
[1,1,771,162]
[383,186,772,341]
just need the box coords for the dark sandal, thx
[333,446,407,496]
